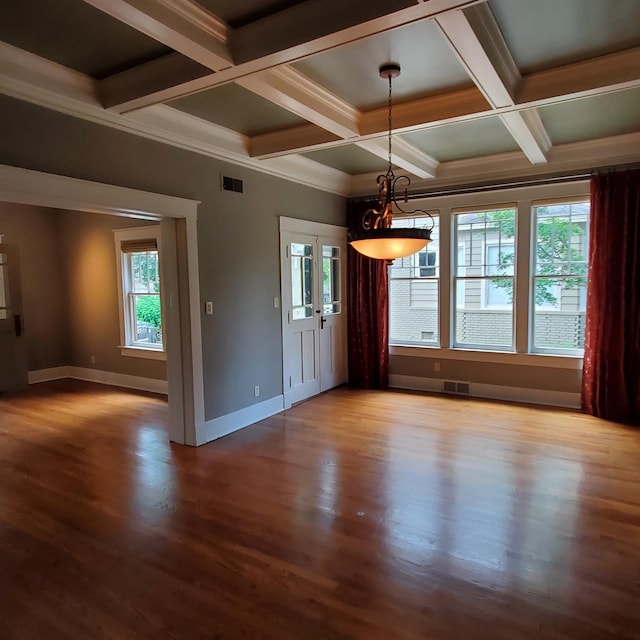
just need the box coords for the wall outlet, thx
[254,385,260,397]
[273,297,279,309]
[90,355,96,364]
[205,301,213,315]
[434,362,440,372]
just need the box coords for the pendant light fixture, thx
[348,63,434,260]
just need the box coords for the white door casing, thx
[0,164,202,445]
[279,217,347,409]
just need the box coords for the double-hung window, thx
[114,226,164,359]
[532,201,589,354]
[453,208,516,350]
[388,190,591,360]
[389,215,440,345]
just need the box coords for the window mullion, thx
[514,199,531,354]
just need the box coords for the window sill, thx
[120,346,166,361]
[389,345,582,370]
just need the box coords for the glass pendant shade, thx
[349,229,431,259]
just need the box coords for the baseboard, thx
[28,366,71,384]
[28,366,168,395]
[197,394,285,446]
[389,374,581,409]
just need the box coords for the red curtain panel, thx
[347,200,389,389]
[582,168,640,424]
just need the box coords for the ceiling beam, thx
[355,138,439,179]
[251,87,491,158]
[435,3,550,163]
[248,47,640,159]
[235,66,360,139]
[98,0,484,113]
[0,42,352,196]
[81,0,232,71]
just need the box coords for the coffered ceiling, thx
[1,0,639,196]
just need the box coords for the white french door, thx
[280,219,347,408]
[0,243,28,392]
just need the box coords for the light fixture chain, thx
[387,74,393,172]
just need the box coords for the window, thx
[389,215,440,345]
[532,201,589,354]
[454,208,516,350]
[114,226,164,359]
[388,188,591,362]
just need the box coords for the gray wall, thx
[0,202,68,370]
[390,355,581,394]
[0,95,346,420]
[0,202,164,379]
[58,210,165,380]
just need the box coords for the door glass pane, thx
[291,242,313,320]
[322,245,341,315]
[0,253,8,320]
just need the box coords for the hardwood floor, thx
[1,380,640,639]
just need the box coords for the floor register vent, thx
[443,380,471,395]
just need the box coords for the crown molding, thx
[0,43,351,196]
[349,132,640,196]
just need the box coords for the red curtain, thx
[582,168,640,424]
[347,200,389,389]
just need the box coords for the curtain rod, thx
[350,172,592,203]
[350,163,640,202]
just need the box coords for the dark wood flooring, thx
[1,379,640,639]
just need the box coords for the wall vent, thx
[443,380,471,395]
[222,175,244,193]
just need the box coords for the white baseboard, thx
[28,366,71,384]
[389,374,581,409]
[28,366,168,395]
[197,394,285,446]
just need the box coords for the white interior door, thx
[281,222,347,408]
[317,237,346,393]
[0,243,28,392]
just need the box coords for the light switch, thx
[205,301,213,315]
[273,297,279,309]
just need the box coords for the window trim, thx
[530,200,590,356]
[452,208,517,352]
[389,214,440,346]
[387,180,590,368]
[114,225,166,361]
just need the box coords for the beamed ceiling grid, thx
[1,0,639,195]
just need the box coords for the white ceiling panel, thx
[489,0,640,74]
[293,19,472,110]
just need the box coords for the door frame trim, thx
[279,216,347,409]
[0,163,203,445]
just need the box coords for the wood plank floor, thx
[1,380,640,639]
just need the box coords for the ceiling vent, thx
[221,175,243,193]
